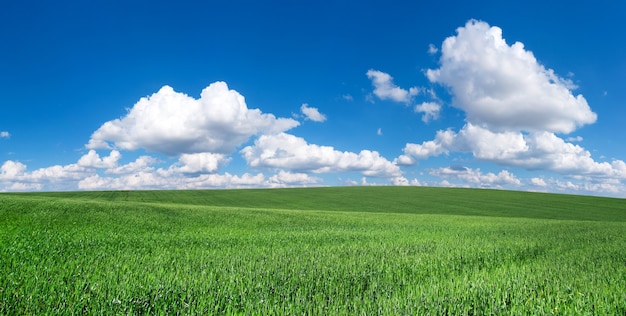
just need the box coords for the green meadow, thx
[1,187,625,314]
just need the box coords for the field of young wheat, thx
[1,187,625,314]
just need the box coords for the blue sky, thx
[1,1,625,197]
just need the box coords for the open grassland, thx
[1,187,625,314]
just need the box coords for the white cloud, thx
[394,20,626,196]
[366,69,418,104]
[400,123,626,180]
[391,176,419,186]
[6,182,42,191]
[241,132,401,178]
[428,166,521,188]
[300,103,327,122]
[78,172,155,190]
[86,82,299,156]
[76,153,265,190]
[555,180,580,191]
[77,150,121,169]
[0,131,9,139]
[579,179,623,194]
[394,154,415,166]
[7,146,619,194]
[0,154,149,191]
[428,43,438,55]
[28,164,88,182]
[3,131,405,190]
[106,155,158,175]
[399,129,456,162]
[530,177,547,187]
[74,153,272,190]
[171,152,229,174]
[377,128,382,136]
[1,160,27,178]
[437,180,461,188]
[181,172,267,189]
[454,123,529,161]
[268,170,322,187]
[414,102,441,123]
[426,19,596,133]
[106,152,230,176]
[78,171,272,191]
[1,159,92,191]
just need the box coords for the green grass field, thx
[1,187,625,314]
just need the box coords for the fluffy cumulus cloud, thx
[268,170,322,187]
[241,132,401,179]
[86,82,299,156]
[401,124,626,179]
[366,70,441,123]
[428,166,521,188]
[1,150,132,191]
[0,159,91,192]
[76,154,324,190]
[528,176,624,195]
[0,131,9,139]
[0,149,323,191]
[1,160,27,178]
[426,19,596,133]
[2,80,411,191]
[395,20,626,195]
[366,69,418,104]
[77,171,268,191]
[74,150,318,190]
[395,129,456,165]
[106,155,158,175]
[170,152,230,174]
[530,177,547,187]
[414,102,441,123]
[78,150,121,169]
[300,103,327,122]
